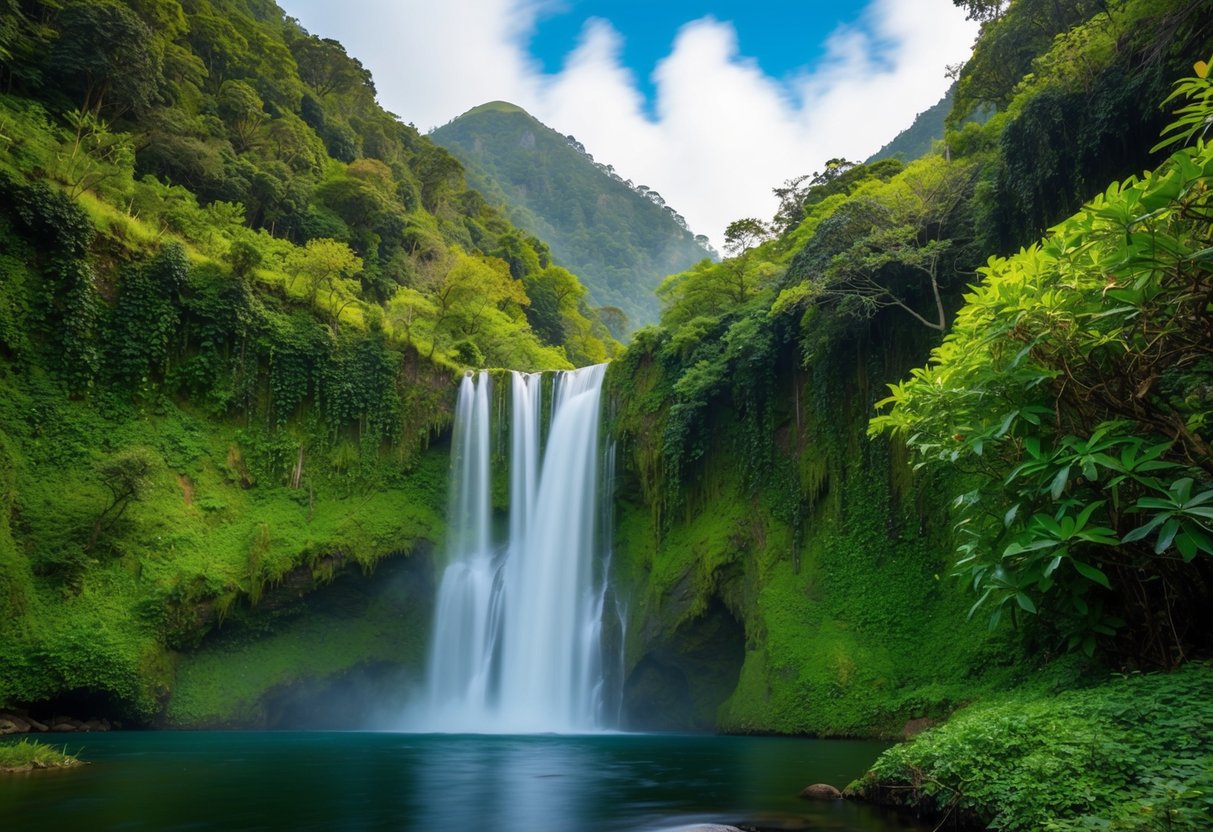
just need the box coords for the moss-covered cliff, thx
[607,313,1028,736]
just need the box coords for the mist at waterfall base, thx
[404,364,619,733]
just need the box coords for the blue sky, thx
[280,0,978,248]
[527,1,867,111]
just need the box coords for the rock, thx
[51,723,76,732]
[0,719,18,735]
[83,719,108,732]
[0,714,30,733]
[681,826,745,832]
[799,783,843,800]
[27,718,49,733]
[901,717,934,739]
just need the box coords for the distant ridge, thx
[432,103,714,331]
[866,86,953,164]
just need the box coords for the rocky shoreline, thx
[0,711,117,735]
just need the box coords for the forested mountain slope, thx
[432,102,715,332]
[866,86,953,164]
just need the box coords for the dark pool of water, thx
[0,731,923,831]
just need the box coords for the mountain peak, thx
[432,105,713,330]
[460,101,532,118]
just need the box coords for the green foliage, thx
[854,663,1213,831]
[950,0,1104,122]
[778,155,977,333]
[872,66,1213,665]
[90,446,158,550]
[0,0,614,372]
[49,0,163,118]
[0,738,83,772]
[962,0,1211,252]
[285,237,361,306]
[109,244,187,389]
[1154,55,1213,152]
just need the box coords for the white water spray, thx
[418,364,613,732]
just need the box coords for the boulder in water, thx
[799,783,843,800]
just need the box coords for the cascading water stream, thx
[417,364,613,733]
[424,372,495,723]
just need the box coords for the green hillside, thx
[866,86,953,164]
[0,0,616,723]
[432,103,715,332]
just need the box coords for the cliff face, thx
[606,313,1022,737]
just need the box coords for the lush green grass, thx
[852,663,1213,831]
[0,738,83,773]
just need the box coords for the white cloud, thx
[280,0,978,249]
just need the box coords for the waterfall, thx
[418,364,612,733]
[425,372,496,721]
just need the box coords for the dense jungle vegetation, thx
[0,0,1210,828]
[606,0,1212,827]
[0,0,616,722]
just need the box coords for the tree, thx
[89,448,157,551]
[722,218,770,257]
[50,0,163,118]
[424,252,527,359]
[770,159,868,234]
[0,0,23,64]
[59,108,134,198]
[217,80,268,152]
[286,238,362,306]
[386,287,435,349]
[291,35,374,97]
[952,0,1009,21]
[777,155,975,331]
[595,306,629,340]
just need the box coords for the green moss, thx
[0,357,449,719]
[165,567,430,727]
[610,315,1020,736]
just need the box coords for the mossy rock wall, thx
[165,550,435,728]
[608,315,1022,736]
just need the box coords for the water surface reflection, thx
[0,732,925,831]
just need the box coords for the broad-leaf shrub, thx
[872,60,1213,664]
